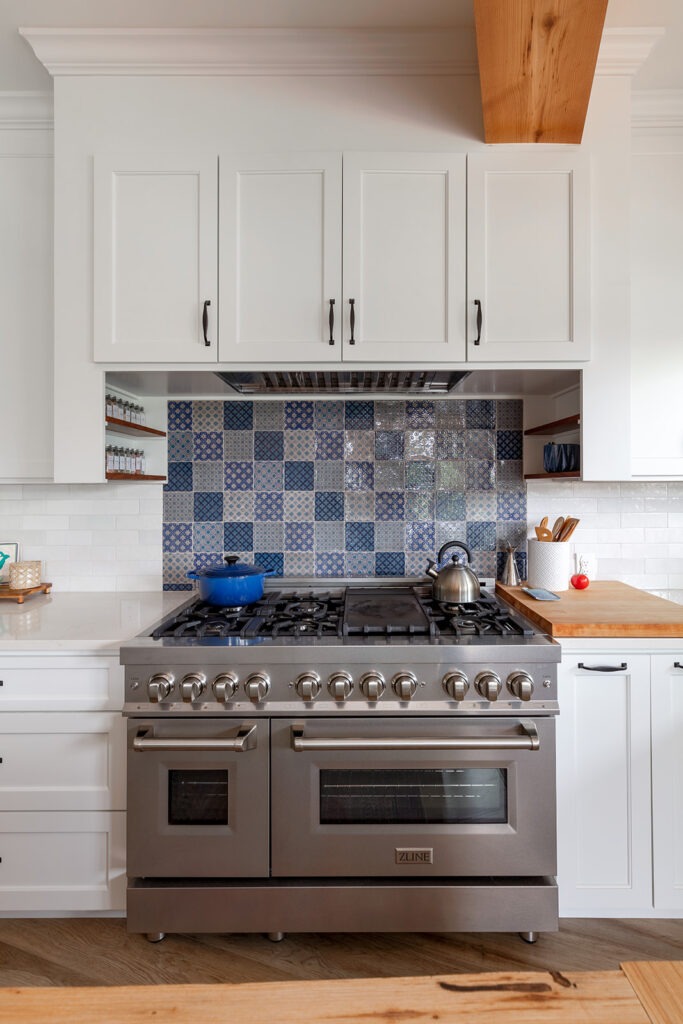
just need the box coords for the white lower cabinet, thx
[0,655,126,914]
[557,646,683,917]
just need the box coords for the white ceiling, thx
[2,0,682,92]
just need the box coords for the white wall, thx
[0,482,162,591]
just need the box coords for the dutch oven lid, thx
[197,555,267,579]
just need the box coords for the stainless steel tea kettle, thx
[426,541,481,603]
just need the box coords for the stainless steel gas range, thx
[121,581,560,943]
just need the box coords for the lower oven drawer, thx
[126,718,269,878]
[271,717,556,878]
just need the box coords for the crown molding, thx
[0,91,53,129]
[632,89,683,131]
[19,25,663,78]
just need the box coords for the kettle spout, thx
[425,560,438,580]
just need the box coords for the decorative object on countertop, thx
[0,582,52,604]
[527,538,571,591]
[8,560,42,590]
[501,542,521,586]
[426,539,481,602]
[0,541,19,584]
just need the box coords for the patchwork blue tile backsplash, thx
[163,399,527,590]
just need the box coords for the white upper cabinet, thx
[93,155,218,363]
[219,153,342,362]
[342,153,466,362]
[467,152,590,362]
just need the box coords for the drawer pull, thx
[674,662,683,669]
[577,662,627,672]
[133,724,256,753]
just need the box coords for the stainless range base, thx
[127,877,558,936]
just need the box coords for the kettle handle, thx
[437,540,472,566]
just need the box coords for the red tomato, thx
[571,573,590,590]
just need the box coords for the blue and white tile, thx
[315,430,344,461]
[315,522,345,551]
[435,400,466,430]
[496,399,523,430]
[466,520,496,551]
[345,521,374,551]
[163,550,193,584]
[375,430,404,461]
[223,430,254,460]
[193,401,223,431]
[224,521,254,552]
[254,491,284,521]
[406,401,435,428]
[164,462,193,492]
[436,492,466,521]
[254,461,284,491]
[193,522,222,552]
[466,430,495,460]
[405,551,430,577]
[254,552,284,576]
[223,401,253,431]
[167,401,193,431]
[375,492,405,521]
[163,522,192,553]
[435,521,468,552]
[436,460,466,492]
[346,552,374,576]
[253,401,284,429]
[436,431,465,460]
[465,399,496,430]
[466,459,496,492]
[375,552,405,577]
[497,490,527,521]
[316,552,345,577]
[315,491,344,521]
[405,461,435,491]
[497,430,523,461]
[405,430,435,460]
[167,431,193,461]
[223,491,254,522]
[471,550,496,578]
[284,461,314,491]
[224,462,254,491]
[193,431,223,462]
[466,491,497,521]
[405,522,435,552]
[254,430,284,462]
[284,521,314,551]
[374,462,404,491]
[375,521,404,551]
[284,552,315,576]
[194,491,223,522]
[406,493,435,522]
[496,521,528,549]
[314,401,344,429]
[194,551,223,571]
[497,460,525,491]
[345,492,374,521]
[284,491,315,522]
[285,400,314,430]
[254,522,284,552]
[345,401,374,430]
[194,462,223,491]
[374,401,405,430]
[345,461,374,491]
[315,460,344,491]
[344,430,375,461]
[163,492,193,523]
[284,429,316,460]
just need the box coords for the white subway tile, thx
[646,557,683,574]
[621,513,668,528]
[573,482,621,497]
[21,515,70,530]
[69,545,117,562]
[67,577,117,592]
[116,545,162,563]
[115,514,160,530]
[620,572,669,589]
[0,484,25,499]
[69,515,117,530]
[668,513,683,527]
[116,575,163,591]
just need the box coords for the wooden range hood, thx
[474,0,608,143]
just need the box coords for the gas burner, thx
[282,600,327,619]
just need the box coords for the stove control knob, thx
[359,671,385,702]
[507,671,534,702]
[392,671,418,701]
[295,672,321,702]
[328,671,353,701]
[474,671,502,702]
[180,673,206,703]
[245,673,271,703]
[147,673,174,702]
[212,673,238,702]
[443,671,469,702]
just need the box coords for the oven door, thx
[271,717,555,878]
[126,718,269,878]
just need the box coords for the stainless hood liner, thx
[215,369,470,395]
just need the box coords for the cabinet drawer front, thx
[0,811,125,912]
[0,713,125,811]
[0,657,123,710]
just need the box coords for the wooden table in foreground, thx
[1,961,681,1024]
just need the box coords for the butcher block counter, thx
[496,580,683,638]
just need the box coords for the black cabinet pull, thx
[328,299,335,346]
[577,662,627,672]
[473,299,482,345]
[202,300,211,347]
[674,662,683,669]
[349,298,356,345]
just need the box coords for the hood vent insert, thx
[215,370,470,395]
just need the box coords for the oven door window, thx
[319,768,507,825]
[168,769,229,826]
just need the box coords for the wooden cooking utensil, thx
[539,516,548,529]
[558,517,580,542]
[551,516,565,541]
[534,526,553,542]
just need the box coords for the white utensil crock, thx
[527,539,571,592]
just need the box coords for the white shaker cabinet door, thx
[93,155,218,362]
[343,152,466,362]
[219,153,342,363]
[651,654,683,910]
[556,653,652,914]
[467,152,590,361]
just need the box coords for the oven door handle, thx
[133,725,257,753]
[290,721,540,752]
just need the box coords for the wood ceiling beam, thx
[474,0,608,143]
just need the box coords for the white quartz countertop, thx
[0,591,189,652]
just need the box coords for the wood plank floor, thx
[0,919,681,988]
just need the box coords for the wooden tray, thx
[0,582,52,604]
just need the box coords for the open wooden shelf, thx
[524,413,580,436]
[105,472,166,481]
[524,471,581,480]
[105,415,166,438]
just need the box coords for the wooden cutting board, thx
[496,580,683,638]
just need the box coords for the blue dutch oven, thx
[187,555,275,606]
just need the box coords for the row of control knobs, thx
[146,669,535,703]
